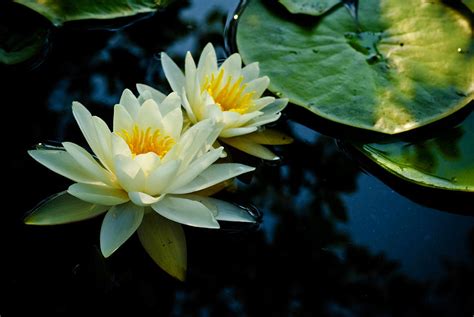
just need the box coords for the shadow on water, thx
[1,0,474,316]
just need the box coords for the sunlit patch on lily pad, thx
[14,0,173,26]
[236,0,474,134]
[353,108,474,192]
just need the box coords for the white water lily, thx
[157,43,292,160]
[26,89,256,280]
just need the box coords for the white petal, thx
[220,126,258,138]
[72,102,110,170]
[119,89,140,118]
[111,134,132,157]
[136,99,164,131]
[136,83,167,105]
[92,116,115,172]
[100,202,144,257]
[129,191,163,206]
[249,96,275,112]
[197,43,217,80]
[248,113,281,127]
[174,119,215,167]
[185,51,197,99]
[161,52,185,94]
[171,163,254,194]
[260,98,288,115]
[114,155,146,192]
[29,149,99,184]
[62,142,116,187]
[168,147,224,192]
[181,88,197,123]
[241,62,260,82]
[245,76,270,98]
[152,196,219,229]
[221,137,279,160]
[68,183,129,205]
[113,104,134,133]
[160,93,183,139]
[220,53,242,81]
[203,103,224,122]
[146,159,181,195]
[134,152,160,175]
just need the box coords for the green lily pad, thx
[279,0,341,16]
[354,108,474,191]
[0,7,49,65]
[236,0,474,134]
[463,0,474,11]
[14,0,173,26]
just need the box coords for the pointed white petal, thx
[168,147,224,192]
[134,152,161,175]
[160,93,183,139]
[260,98,288,115]
[152,196,219,229]
[245,76,270,98]
[113,104,134,133]
[100,202,144,257]
[111,134,132,157]
[29,149,98,184]
[248,113,281,127]
[25,191,109,225]
[161,52,185,94]
[197,43,217,79]
[129,192,163,206]
[146,159,181,195]
[119,89,140,118]
[63,142,116,187]
[220,53,242,80]
[249,96,275,112]
[114,155,146,193]
[136,83,167,105]
[181,87,197,123]
[92,116,115,172]
[136,99,164,131]
[221,137,279,160]
[68,183,129,205]
[241,62,260,82]
[185,51,197,100]
[72,102,110,170]
[171,163,254,194]
[220,126,258,138]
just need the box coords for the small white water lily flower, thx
[158,43,292,160]
[26,89,256,280]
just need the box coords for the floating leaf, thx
[278,0,341,16]
[353,109,474,191]
[0,6,49,65]
[462,0,474,11]
[138,211,187,281]
[14,0,173,26]
[236,0,474,134]
[25,191,109,225]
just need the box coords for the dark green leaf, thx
[14,0,173,26]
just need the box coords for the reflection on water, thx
[1,0,473,316]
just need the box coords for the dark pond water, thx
[1,1,473,316]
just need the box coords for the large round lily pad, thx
[236,0,474,134]
[354,108,474,192]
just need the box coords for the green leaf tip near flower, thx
[138,211,187,281]
[14,0,174,26]
[237,0,474,134]
[25,191,109,225]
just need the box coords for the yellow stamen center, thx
[118,125,175,157]
[202,68,255,114]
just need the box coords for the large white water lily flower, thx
[158,43,292,161]
[26,89,255,280]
